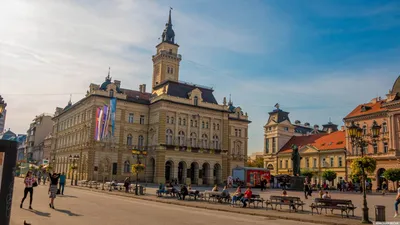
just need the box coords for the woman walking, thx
[20,171,36,209]
[48,172,60,209]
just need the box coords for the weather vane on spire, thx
[106,66,111,81]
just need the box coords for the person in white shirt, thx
[394,184,400,217]
[322,191,331,199]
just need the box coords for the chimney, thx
[142,84,146,93]
[114,80,121,88]
[139,84,143,92]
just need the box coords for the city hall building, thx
[51,10,250,185]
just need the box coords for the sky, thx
[0,0,399,154]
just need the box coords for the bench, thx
[249,194,265,208]
[157,187,177,197]
[187,190,200,200]
[310,198,356,218]
[266,196,305,212]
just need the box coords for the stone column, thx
[154,148,166,184]
[194,167,199,184]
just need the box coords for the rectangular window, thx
[272,137,276,153]
[239,129,242,137]
[128,113,134,123]
[322,158,326,167]
[306,158,309,168]
[285,160,288,168]
[265,138,269,153]
[330,157,334,167]
[235,129,238,137]
[112,163,118,175]
[284,127,289,131]
[373,143,378,154]
[384,143,388,153]
[140,115,145,124]
[363,145,368,154]
[313,158,317,168]
[338,157,343,167]
[279,160,283,169]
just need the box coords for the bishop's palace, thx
[51,10,251,185]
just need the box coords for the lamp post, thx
[131,148,147,195]
[0,95,6,119]
[69,154,80,186]
[347,120,381,224]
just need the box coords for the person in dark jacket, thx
[48,172,60,209]
[178,185,189,200]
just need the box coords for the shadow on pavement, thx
[22,208,51,217]
[58,195,77,198]
[54,208,82,216]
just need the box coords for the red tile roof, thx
[345,100,387,119]
[279,131,346,153]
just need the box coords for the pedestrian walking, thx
[42,173,47,185]
[124,177,131,193]
[394,183,400,217]
[59,172,66,195]
[382,180,387,195]
[48,172,61,209]
[20,171,37,209]
[304,182,309,199]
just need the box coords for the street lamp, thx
[347,120,381,224]
[69,154,80,186]
[0,95,6,118]
[132,149,147,195]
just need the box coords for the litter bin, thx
[139,185,144,195]
[375,205,385,222]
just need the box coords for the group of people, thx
[20,171,66,210]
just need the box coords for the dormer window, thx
[194,96,198,106]
[109,89,114,97]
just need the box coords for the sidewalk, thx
[69,184,366,225]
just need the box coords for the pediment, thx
[299,145,318,154]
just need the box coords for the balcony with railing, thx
[347,148,400,159]
[161,138,222,154]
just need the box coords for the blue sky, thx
[1,0,399,153]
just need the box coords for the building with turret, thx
[51,9,250,185]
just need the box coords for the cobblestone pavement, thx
[10,179,314,225]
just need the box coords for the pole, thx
[70,159,74,186]
[135,154,139,195]
[360,145,371,224]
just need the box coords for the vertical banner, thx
[100,105,108,140]
[96,108,103,141]
[103,105,111,139]
[94,108,100,141]
[110,98,117,137]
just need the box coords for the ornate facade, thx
[344,76,400,190]
[51,10,250,185]
[263,107,347,186]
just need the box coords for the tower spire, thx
[161,7,175,44]
[106,67,111,81]
[168,7,172,25]
[68,94,72,105]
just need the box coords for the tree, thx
[301,169,314,180]
[322,170,337,186]
[246,157,264,168]
[350,157,377,178]
[382,168,400,190]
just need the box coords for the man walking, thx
[394,183,400,218]
[59,172,66,195]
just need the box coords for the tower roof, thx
[392,75,400,94]
[161,8,176,44]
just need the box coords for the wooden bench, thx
[249,194,265,208]
[310,198,356,218]
[266,196,305,212]
[187,190,200,200]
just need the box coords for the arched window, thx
[213,135,219,149]
[202,134,208,148]
[127,134,133,146]
[235,141,242,155]
[178,131,185,146]
[138,135,144,148]
[109,89,114,97]
[190,133,197,147]
[206,122,209,129]
[166,116,170,124]
[166,129,173,145]
[171,117,174,124]
[202,121,205,128]
[124,161,130,173]
[362,125,367,135]
[194,96,198,106]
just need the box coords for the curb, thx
[70,185,361,225]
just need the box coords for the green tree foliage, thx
[246,157,264,168]
[350,157,377,178]
[382,168,400,190]
[301,169,314,179]
[322,170,337,185]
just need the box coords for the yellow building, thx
[263,106,347,186]
[51,10,250,185]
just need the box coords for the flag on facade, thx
[110,97,117,136]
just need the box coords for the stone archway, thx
[190,162,199,184]
[165,161,174,183]
[214,163,222,185]
[202,162,211,185]
[267,164,274,170]
[376,168,386,189]
[178,161,187,184]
